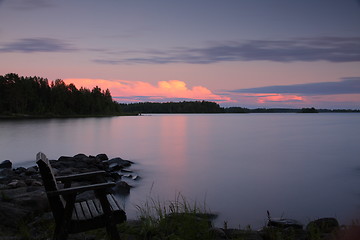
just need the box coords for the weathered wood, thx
[47,182,116,196]
[107,194,121,211]
[36,152,126,240]
[56,171,106,182]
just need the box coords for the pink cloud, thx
[63,78,231,103]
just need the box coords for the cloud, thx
[94,37,360,64]
[0,38,75,53]
[63,78,231,103]
[230,78,360,96]
[5,0,53,10]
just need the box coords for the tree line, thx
[1,73,358,117]
[0,73,122,116]
[119,101,224,113]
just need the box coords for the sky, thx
[0,0,360,109]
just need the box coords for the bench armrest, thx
[56,170,106,182]
[47,182,115,196]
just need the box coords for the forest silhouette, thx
[1,73,357,117]
[0,73,121,116]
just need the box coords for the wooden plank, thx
[107,194,120,211]
[81,201,92,219]
[87,199,100,218]
[93,198,104,215]
[74,202,86,220]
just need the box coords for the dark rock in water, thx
[306,217,339,234]
[107,157,133,169]
[0,160,12,169]
[110,172,122,181]
[123,174,140,180]
[113,181,131,194]
[96,153,109,161]
[58,156,73,161]
[267,218,303,229]
[73,153,88,159]
[109,162,122,171]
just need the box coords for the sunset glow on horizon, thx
[64,78,232,104]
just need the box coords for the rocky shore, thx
[1,155,359,240]
[0,153,135,239]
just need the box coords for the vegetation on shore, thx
[1,73,359,118]
[0,73,123,117]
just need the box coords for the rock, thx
[109,162,122,171]
[73,153,88,159]
[306,217,339,234]
[96,153,108,161]
[107,157,133,168]
[25,179,43,187]
[8,180,27,188]
[109,172,122,181]
[73,160,90,169]
[58,156,73,161]
[0,160,12,169]
[267,218,303,229]
[59,168,74,175]
[0,168,15,180]
[132,175,140,180]
[107,157,134,171]
[25,166,38,175]
[209,227,227,239]
[14,167,26,174]
[14,190,49,212]
[113,181,131,194]
[0,201,30,228]
[123,174,140,180]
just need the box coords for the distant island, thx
[1,73,359,118]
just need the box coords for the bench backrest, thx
[36,152,65,224]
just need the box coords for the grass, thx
[130,192,217,240]
[0,191,12,202]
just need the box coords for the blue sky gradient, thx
[1,0,360,108]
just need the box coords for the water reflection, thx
[1,114,360,228]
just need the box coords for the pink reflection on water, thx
[158,115,188,187]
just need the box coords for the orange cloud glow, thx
[252,93,305,103]
[64,78,231,103]
[227,92,307,107]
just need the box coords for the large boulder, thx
[73,153,88,159]
[96,153,109,161]
[0,160,12,169]
[306,217,339,233]
[113,181,131,195]
[107,157,133,171]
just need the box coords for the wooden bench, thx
[36,152,126,240]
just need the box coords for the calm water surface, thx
[1,114,360,228]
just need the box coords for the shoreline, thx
[1,155,360,239]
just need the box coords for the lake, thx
[1,113,360,228]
